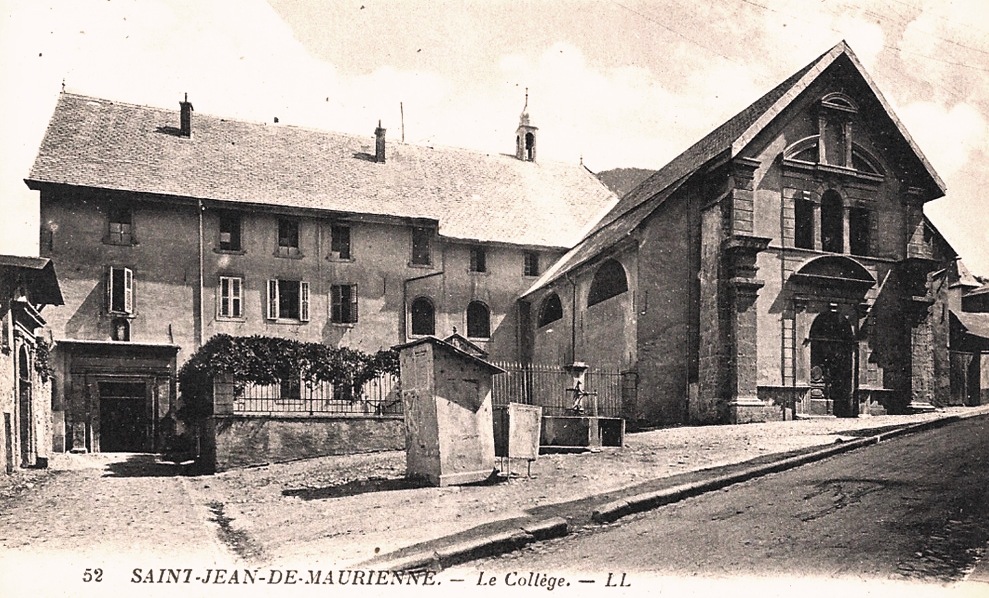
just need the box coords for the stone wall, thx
[206,415,404,472]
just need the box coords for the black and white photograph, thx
[1,1,988,596]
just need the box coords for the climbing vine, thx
[34,340,55,383]
[177,334,399,420]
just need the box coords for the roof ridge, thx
[56,91,587,169]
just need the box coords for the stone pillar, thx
[725,236,771,423]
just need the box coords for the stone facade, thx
[27,94,614,455]
[525,42,955,427]
[0,256,62,471]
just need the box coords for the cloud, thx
[899,101,987,179]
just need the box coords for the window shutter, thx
[267,279,278,320]
[232,278,242,318]
[330,285,341,323]
[218,278,226,318]
[351,284,358,323]
[299,281,310,322]
[105,267,113,313]
[123,267,134,314]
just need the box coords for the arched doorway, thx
[809,312,856,417]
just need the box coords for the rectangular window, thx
[107,206,133,245]
[523,252,540,277]
[218,276,243,319]
[469,245,487,273]
[330,284,359,324]
[850,207,870,256]
[266,279,309,321]
[106,266,134,314]
[277,219,300,256]
[411,227,432,266]
[330,224,351,260]
[794,197,814,249]
[218,212,242,251]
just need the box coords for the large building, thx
[522,41,958,426]
[24,41,976,454]
[26,94,616,453]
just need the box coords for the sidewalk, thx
[184,405,989,570]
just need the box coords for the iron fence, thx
[232,374,402,416]
[490,361,628,417]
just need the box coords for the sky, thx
[1,0,986,274]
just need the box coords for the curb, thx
[592,412,977,524]
[375,517,570,572]
[375,409,987,571]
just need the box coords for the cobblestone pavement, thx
[1,407,986,582]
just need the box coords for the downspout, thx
[196,199,205,348]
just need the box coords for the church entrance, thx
[810,312,856,417]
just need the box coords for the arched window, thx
[538,293,564,327]
[821,190,844,253]
[410,297,435,336]
[466,301,491,339]
[587,259,628,307]
[18,345,30,381]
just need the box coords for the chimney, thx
[179,93,194,138]
[375,120,386,163]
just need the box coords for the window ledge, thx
[468,270,489,276]
[214,248,247,255]
[408,262,434,269]
[327,256,355,263]
[274,250,305,260]
[106,312,137,320]
[102,238,137,247]
[266,319,308,325]
[329,322,357,328]
[216,317,247,323]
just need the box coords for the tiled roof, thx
[523,41,946,295]
[27,93,617,249]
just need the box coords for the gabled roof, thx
[523,41,946,296]
[0,254,63,306]
[27,93,617,249]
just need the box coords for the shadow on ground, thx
[283,477,427,500]
[282,472,505,500]
[101,453,191,478]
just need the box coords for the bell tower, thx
[515,89,538,162]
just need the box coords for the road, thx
[481,415,989,584]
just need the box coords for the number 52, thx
[82,568,103,582]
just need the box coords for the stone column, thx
[724,235,771,423]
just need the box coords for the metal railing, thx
[232,375,402,416]
[490,361,628,417]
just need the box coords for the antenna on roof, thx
[400,101,405,143]
[523,87,528,114]
[61,78,65,92]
